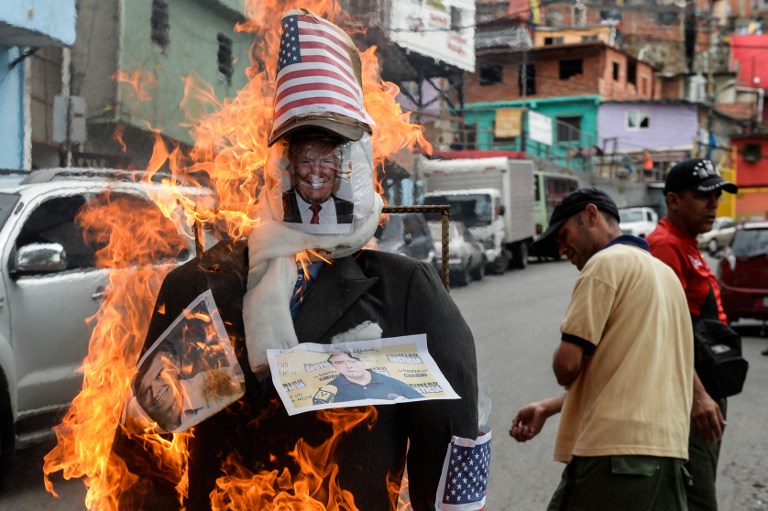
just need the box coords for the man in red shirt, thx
[648,158,738,511]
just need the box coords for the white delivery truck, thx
[420,156,536,273]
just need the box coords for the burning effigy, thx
[43,2,487,510]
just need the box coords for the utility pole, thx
[706,2,715,159]
[520,44,528,153]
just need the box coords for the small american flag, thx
[271,10,374,140]
[435,427,491,510]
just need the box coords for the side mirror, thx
[498,205,506,217]
[12,243,68,276]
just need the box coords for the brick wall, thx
[467,44,658,103]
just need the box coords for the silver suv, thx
[0,168,213,461]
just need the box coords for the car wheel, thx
[488,252,509,275]
[511,242,529,269]
[0,374,14,469]
[707,238,719,255]
[471,258,485,281]
[452,265,470,287]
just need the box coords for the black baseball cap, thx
[663,158,737,195]
[532,187,620,258]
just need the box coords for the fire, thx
[44,0,429,509]
[43,194,194,509]
[210,407,376,510]
[113,68,159,105]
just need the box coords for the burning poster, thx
[122,289,245,433]
[268,334,459,415]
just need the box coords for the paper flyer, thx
[267,334,460,416]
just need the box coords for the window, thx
[518,63,536,95]
[742,144,762,163]
[557,116,581,142]
[17,196,94,270]
[479,63,502,85]
[217,34,233,86]
[657,10,679,25]
[626,109,650,130]
[582,34,599,42]
[544,36,564,46]
[450,6,462,30]
[151,0,170,55]
[627,61,637,86]
[559,59,583,80]
[612,62,620,81]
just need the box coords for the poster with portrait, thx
[122,289,245,433]
[278,135,356,235]
[267,334,460,416]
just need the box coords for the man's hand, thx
[509,394,565,443]
[691,373,726,443]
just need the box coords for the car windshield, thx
[428,222,459,242]
[731,228,768,258]
[0,193,20,230]
[422,194,492,226]
[619,210,643,223]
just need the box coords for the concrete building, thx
[463,40,658,170]
[69,0,252,170]
[0,0,77,170]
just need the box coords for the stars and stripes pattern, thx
[436,428,491,510]
[271,10,374,140]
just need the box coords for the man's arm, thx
[509,394,565,442]
[553,340,589,387]
[691,371,726,442]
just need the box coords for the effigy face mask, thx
[265,130,375,236]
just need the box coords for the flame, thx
[43,194,193,508]
[113,68,159,104]
[210,407,376,510]
[44,1,429,509]
[112,124,128,153]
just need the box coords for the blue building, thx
[0,0,76,169]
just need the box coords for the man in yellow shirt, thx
[510,188,694,510]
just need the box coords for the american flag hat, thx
[268,9,375,146]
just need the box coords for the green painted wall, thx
[463,95,600,170]
[119,0,253,145]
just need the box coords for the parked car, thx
[698,216,737,255]
[717,221,768,322]
[0,167,214,462]
[618,207,658,238]
[428,221,485,287]
[375,213,437,269]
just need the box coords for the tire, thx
[0,374,14,470]
[707,238,719,255]
[470,258,485,281]
[452,265,470,287]
[511,241,529,270]
[488,252,509,275]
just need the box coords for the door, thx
[7,192,110,415]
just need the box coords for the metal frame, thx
[382,204,451,291]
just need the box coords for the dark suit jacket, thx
[282,188,354,224]
[111,239,478,511]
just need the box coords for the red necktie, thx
[309,204,322,224]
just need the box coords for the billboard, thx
[387,0,475,72]
[529,110,553,146]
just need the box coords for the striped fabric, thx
[271,10,374,140]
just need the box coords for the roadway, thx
[2,256,767,510]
